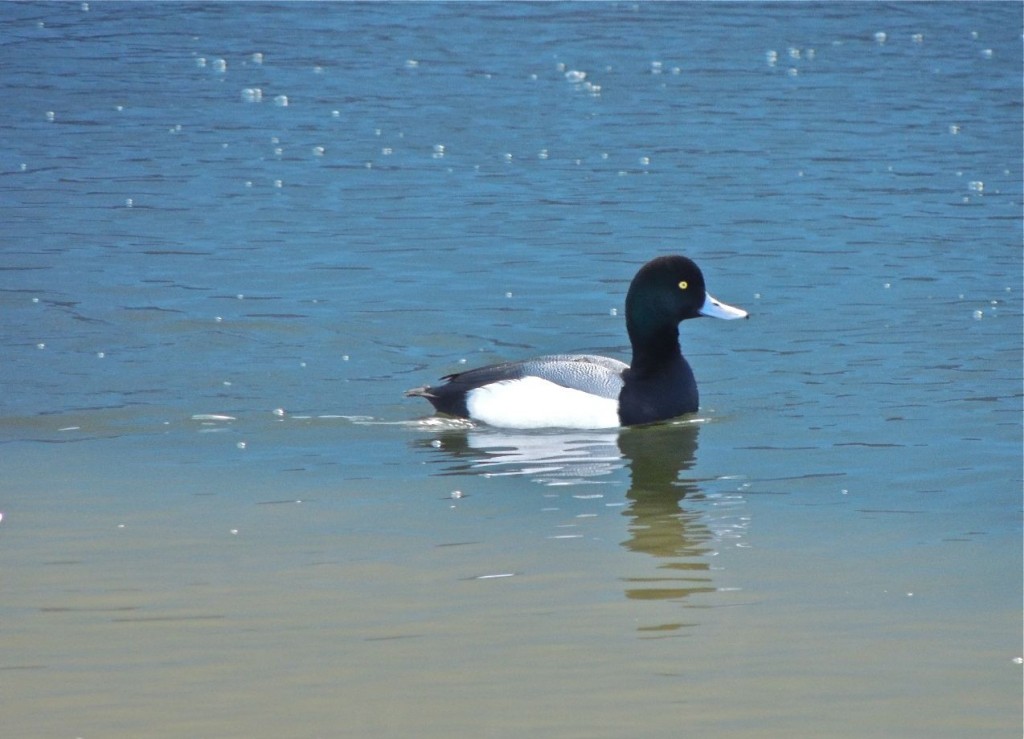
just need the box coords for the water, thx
[1,3,1021,737]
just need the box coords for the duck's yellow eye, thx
[678,281,689,290]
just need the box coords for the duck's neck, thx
[627,316,683,376]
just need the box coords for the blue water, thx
[2,3,1021,737]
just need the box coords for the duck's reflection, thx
[617,423,716,603]
[412,428,624,484]
[411,421,718,615]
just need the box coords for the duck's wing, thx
[405,354,627,417]
[514,354,627,399]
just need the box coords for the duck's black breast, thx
[617,356,698,426]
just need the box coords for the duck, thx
[405,255,748,429]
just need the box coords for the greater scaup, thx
[406,255,747,428]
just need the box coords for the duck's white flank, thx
[465,376,620,429]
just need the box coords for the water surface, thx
[1,3,1021,737]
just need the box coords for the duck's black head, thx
[624,255,747,366]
